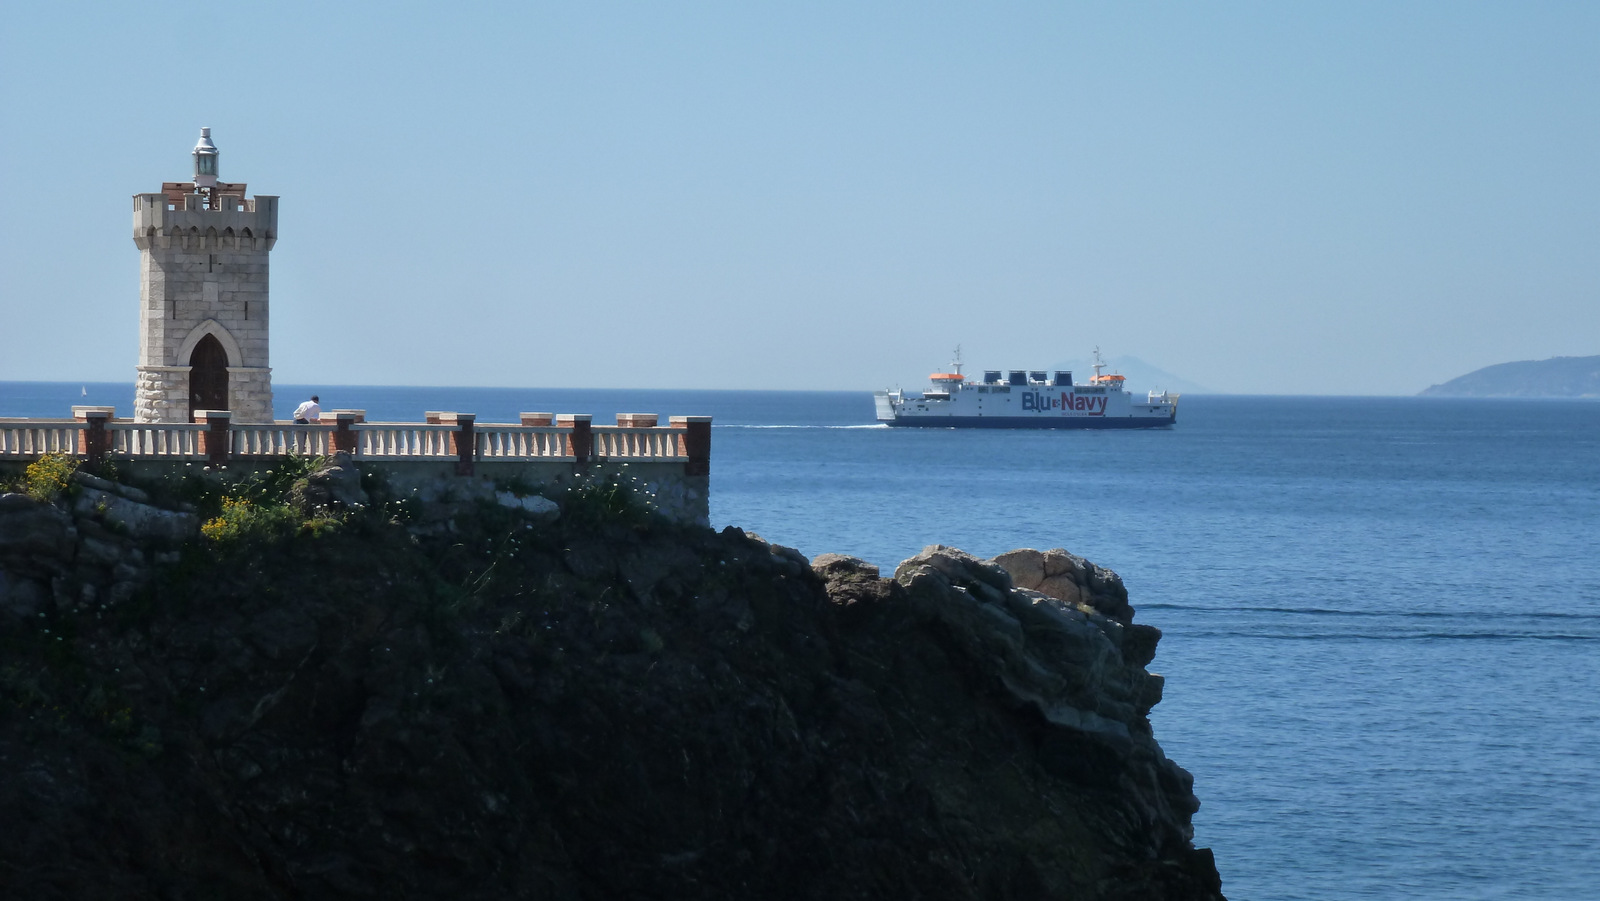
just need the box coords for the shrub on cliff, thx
[22,453,78,502]
[199,456,344,543]
[199,496,304,543]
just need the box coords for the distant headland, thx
[1419,355,1600,398]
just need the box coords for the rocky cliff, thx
[0,459,1223,900]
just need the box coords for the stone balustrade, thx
[0,408,711,474]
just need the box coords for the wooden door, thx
[188,334,229,419]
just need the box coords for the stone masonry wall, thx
[134,367,186,424]
[106,459,711,527]
[226,367,274,424]
[133,194,277,423]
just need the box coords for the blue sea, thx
[6,382,1600,901]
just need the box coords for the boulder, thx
[811,553,898,619]
[0,494,77,568]
[71,471,152,505]
[811,553,879,582]
[288,452,370,513]
[742,532,809,575]
[993,547,1132,623]
[72,488,197,543]
[893,545,1013,603]
[494,491,559,521]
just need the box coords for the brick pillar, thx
[74,408,114,468]
[450,413,477,476]
[333,411,358,454]
[195,410,232,465]
[558,414,593,467]
[616,413,659,427]
[425,411,445,425]
[519,412,554,426]
[671,415,712,476]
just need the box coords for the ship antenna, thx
[1093,346,1104,381]
[952,345,963,375]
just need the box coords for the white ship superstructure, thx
[874,349,1178,429]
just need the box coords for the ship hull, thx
[881,415,1174,429]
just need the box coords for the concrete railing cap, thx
[72,406,117,420]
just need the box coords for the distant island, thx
[1420,355,1600,398]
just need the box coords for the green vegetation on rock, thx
[21,452,79,502]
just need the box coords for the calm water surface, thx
[6,383,1598,900]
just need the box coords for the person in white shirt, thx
[292,395,322,452]
[293,395,321,424]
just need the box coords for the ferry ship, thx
[874,350,1178,429]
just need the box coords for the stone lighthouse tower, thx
[132,128,278,422]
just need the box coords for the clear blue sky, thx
[2,2,1596,394]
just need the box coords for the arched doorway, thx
[188,334,229,420]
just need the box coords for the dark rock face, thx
[0,483,1223,899]
[0,483,179,618]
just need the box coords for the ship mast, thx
[951,345,963,376]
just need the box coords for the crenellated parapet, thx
[132,190,277,251]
